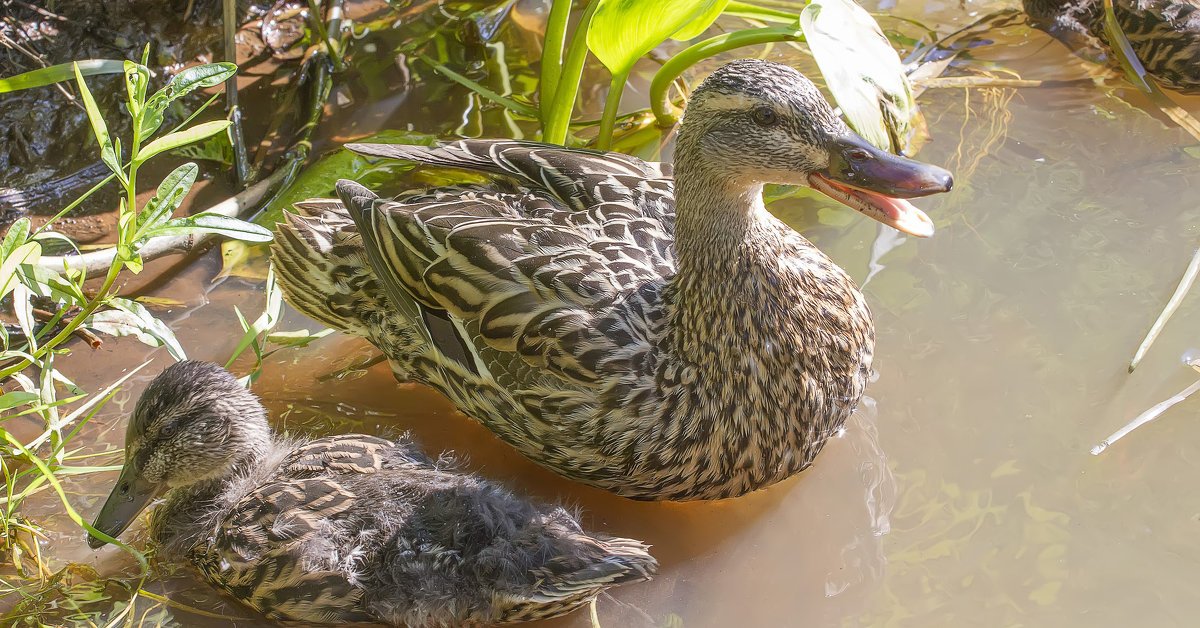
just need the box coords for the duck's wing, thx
[193,434,436,622]
[336,160,675,388]
[194,476,372,623]
[347,140,675,225]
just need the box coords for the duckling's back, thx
[185,433,656,625]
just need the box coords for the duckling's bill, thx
[808,135,953,238]
[88,462,162,549]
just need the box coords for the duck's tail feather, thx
[270,199,378,338]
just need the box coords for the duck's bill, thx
[809,136,954,238]
[87,464,161,549]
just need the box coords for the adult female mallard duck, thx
[1023,0,1200,92]
[271,59,953,501]
[89,361,657,625]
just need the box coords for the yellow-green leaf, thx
[800,0,925,154]
[588,0,730,75]
[133,120,231,164]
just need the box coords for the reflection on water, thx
[7,0,1200,625]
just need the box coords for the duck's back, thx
[178,433,655,625]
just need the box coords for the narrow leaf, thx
[133,120,230,163]
[160,62,237,104]
[123,60,150,119]
[0,391,40,412]
[1,242,41,299]
[142,212,274,243]
[73,63,125,182]
[90,298,187,360]
[1,217,31,261]
[0,60,126,94]
[135,163,199,240]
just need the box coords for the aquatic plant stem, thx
[1129,247,1200,372]
[0,429,148,573]
[596,68,630,150]
[224,0,252,187]
[544,0,600,145]
[1092,378,1200,454]
[649,26,803,126]
[540,0,572,121]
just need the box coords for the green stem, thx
[0,260,123,381]
[649,26,803,126]
[543,0,600,145]
[539,0,572,121]
[1,429,148,574]
[724,0,801,23]
[596,68,630,151]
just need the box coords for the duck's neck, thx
[672,158,767,281]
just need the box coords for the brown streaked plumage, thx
[88,361,657,626]
[1023,0,1200,92]
[270,59,953,501]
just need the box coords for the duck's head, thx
[88,361,269,549]
[675,59,952,237]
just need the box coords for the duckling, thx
[89,361,657,626]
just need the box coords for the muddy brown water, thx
[6,0,1200,626]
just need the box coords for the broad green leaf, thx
[0,59,125,94]
[142,212,274,243]
[1,217,31,261]
[133,120,230,163]
[800,0,926,154]
[74,63,125,183]
[588,0,730,75]
[158,62,237,104]
[90,298,187,360]
[135,163,199,240]
[0,242,40,299]
[0,391,40,412]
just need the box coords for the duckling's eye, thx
[751,106,778,127]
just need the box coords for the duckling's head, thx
[88,361,269,549]
[675,59,952,237]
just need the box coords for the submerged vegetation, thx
[0,0,1198,624]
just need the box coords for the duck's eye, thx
[848,149,871,162]
[159,423,176,438]
[751,106,778,127]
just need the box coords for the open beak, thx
[808,134,953,238]
[88,462,162,549]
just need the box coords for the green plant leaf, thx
[89,298,186,360]
[74,63,125,183]
[135,163,199,240]
[0,59,126,94]
[800,0,925,153]
[123,60,150,119]
[588,0,730,75]
[1,217,31,261]
[1,242,41,299]
[133,120,230,164]
[0,391,40,412]
[160,62,237,104]
[117,243,143,274]
[141,212,274,243]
